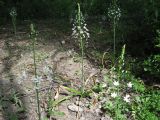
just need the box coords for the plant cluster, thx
[90,44,160,120]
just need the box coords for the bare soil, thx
[0,21,111,120]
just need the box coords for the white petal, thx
[111,92,117,98]
[113,81,119,86]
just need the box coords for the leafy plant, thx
[143,30,160,78]
[63,86,91,98]
[45,89,66,118]
[10,90,23,109]
[101,44,160,120]
[131,90,160,120]
[8,114,19,120]
[100,45,132,120]
[131,79,145,93]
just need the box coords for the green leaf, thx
[49,110,65,117]
[52,96,72,107]
[63,86,81,95]
[92,83,103,93]
[9,114,18,120]
[132,80,145,92]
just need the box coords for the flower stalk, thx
[77,3,85,93]
[10,7,17,35]
[72,3,90,93]
[30,24,41,120]
[108,0,121,62]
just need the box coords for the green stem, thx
[31,24,41,120]
[116,88,119,120]
[77,3,85,93]
[80,36,84,93]
[113,17,116,62]
[12,17,16,35]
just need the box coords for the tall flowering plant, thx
[107,0,121,61]
[71,3,90,92]
[10,7,17,35]
[30,24,41,120]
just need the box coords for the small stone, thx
[75,101,84,107]
[85,101,90,107]
[80,117,85,120]
[101,117,107,120]
[41,111,47,120]
[95,108,103,116]
[68,104,83,112]
[101,115,113,120]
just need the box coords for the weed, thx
[10,90,23,109]
[45,88,65,119]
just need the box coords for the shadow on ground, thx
[0,35,28,120]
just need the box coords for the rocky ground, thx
[0,21,112,120]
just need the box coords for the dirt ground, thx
[0,21,112,120]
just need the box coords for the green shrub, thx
[143,30,160,79]
[132,90,160,120]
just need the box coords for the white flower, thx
[72,30,76,34]
[77,26,81,30]
[102,83,107,88]
[80,30,83,34]
[43,66,49,73]
[32,76,43,89]
[72,26,75,31]
[113,81,119,86]
[44,66,53,75]
[111,92,117,98]
[67,49,74,56]
[127,82,133,88]
[108,4,121,21]
[112,74,116,79]
[123,94,130,103]
[61,40,65,44]
[71,10,89,45]
[86,32,90,38]
[22,71,27,79]
[47,75,53,81]
[32,76,42,83]
[18,71,27,84]
[10,7,17,17]
[44,59,49,64]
